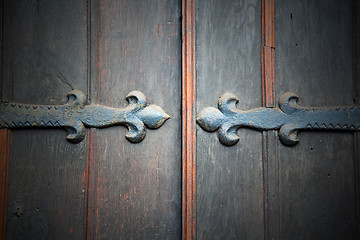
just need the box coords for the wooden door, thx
[1,1,181,239]
[195,0,360,239]
[0,0,359,240]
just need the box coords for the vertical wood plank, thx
[196,0,263,239]
[354,131,360,239]
[95,1,181,239]
[85,129,99,240]
[354,0,360,104]
[1,0,12,102]
[262,131,279,240]
[276,0,357,238]
[4,1,88,239]
[85,0,100,239]
[0,130,10,240]
[354,0,360,237]
[0,1,10,238]
[261,0,275,107]
[182,0,196,239]
[261,1,279,240]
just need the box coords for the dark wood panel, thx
[85,1,100,239]
[0,129,10,240]
[8,131,87,240]
[4,1,88,239]
[0,3,10,238]
[95,1,181,239]
[275,0,358,239]
[355,0,360,236]
[196,0,264,239]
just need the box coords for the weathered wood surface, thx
[261,0,275,107]
[0,129,10,240]
[196,0,264,239]
[2,1,358,239]
[275,0,359,239]
[182,0,196,239]
[3,1,88,239]
[355,0,360,236]
[91,1,182,239]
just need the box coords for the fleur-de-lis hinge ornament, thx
[0,90,170,143]
[197,92,360,146]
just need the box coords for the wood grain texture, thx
[85,129,99,240]
[95,1,181,239]
[261,1,279,239]
[4,1,88,239]
[182,0,196,239]
[354,0,360,237]
[261,47,274,107]
[1,0,12,102]
[262,131,279,240]
[85,1,100,239]
[0,2,10,239]
[275,0,358,238]
[355,0,360,105]
[261,0,275,107]
[261,0,274,48]
[0,130,10,240]
[196,0,264,239]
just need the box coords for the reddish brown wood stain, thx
[261,0,277,240]
[262,0,275,107]
[261,47,275,107]
[0,129,10,240]
[182,0,196,239]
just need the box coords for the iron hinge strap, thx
[197,92,360,146]
[0,90,170,143]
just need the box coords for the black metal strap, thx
[197,92,360,146]
[0,90,170,143]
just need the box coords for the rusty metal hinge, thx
[0,90,170,143]
[197,92,360,146]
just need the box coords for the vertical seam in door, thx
[353,0,360,238]
[85,0,100,239]
[86,129,99,240]
[261,131,270,240]
[85,0,92,238]
[182,0,196,239]
[0,1,11,238]
[0,130,10,240]
[261,0,278,240]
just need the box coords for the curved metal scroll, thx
[197,92,360,146]
[0,90,170,143]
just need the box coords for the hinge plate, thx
[0,90,170,143]
[197,92,360,146]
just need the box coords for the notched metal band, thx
[0,90,170,143]
[197,92,360,146]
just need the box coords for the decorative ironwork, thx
[197,92,360,146]
[0,90,170,143]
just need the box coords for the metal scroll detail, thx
[0,90,170,143]
[197,92,360,146]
